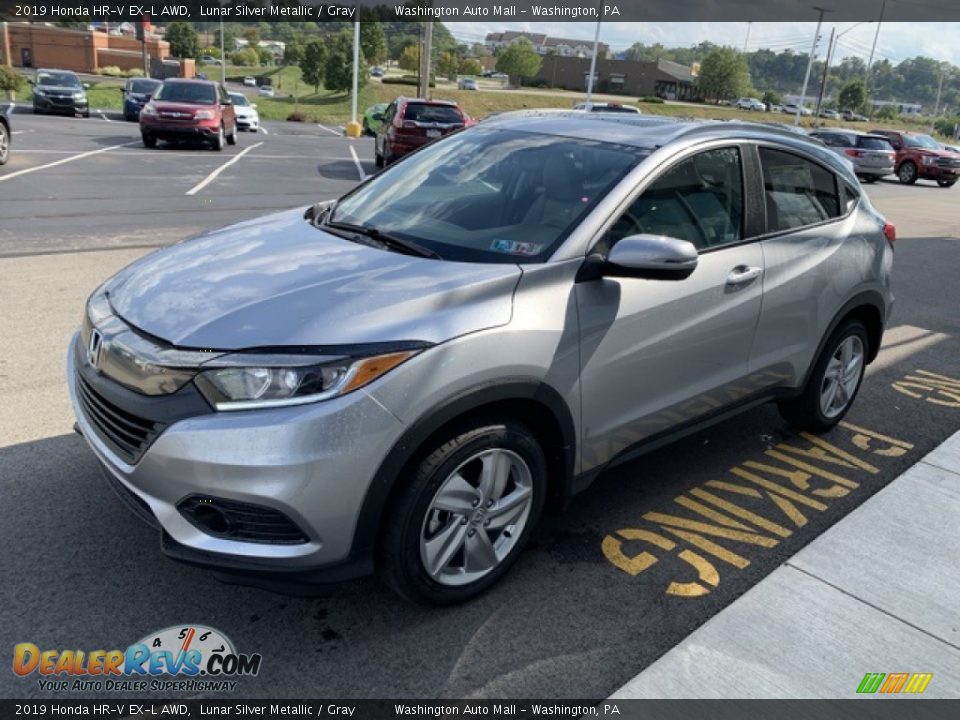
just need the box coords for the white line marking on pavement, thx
[317,124,341,136]
[0,140,140,183]
[11,130,34,135]
[185,141,264,196]
[349,145,367,181]
[99,111,112,122]
[260,126,269,135]
[6,102,13,114]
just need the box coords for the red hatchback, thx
[374,97,472,167]
[140,79,238,151]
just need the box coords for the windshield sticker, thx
[490,239,544,256]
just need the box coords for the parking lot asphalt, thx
[1,110,959,700]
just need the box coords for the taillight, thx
[844,149,864,158]
[883,222,896,247]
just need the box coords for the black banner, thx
[2,0,960,23]
[1,700,959,719]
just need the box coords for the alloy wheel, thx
[0,126,8,164]
[420,448,534,586]
[819,336,864,419]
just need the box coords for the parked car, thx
[370,66,385,78]
[243,76,257,87]
[121,77,162,121]
[139,79,238,151]
[842,109,867,122]
[809,129,895,182]
[573,102,641,114]
[258,85,275,98]
[0,109,10,166]
[200,56,222,66]
[783,103,813,116]
[870,129,960,186]
[735,97,765,111]
[767,103,784,113]
[70,113,893,605]
[818,108,841,120]
[229,92,259,132]
[30,69,90,117]
[362,102,388,136]
[458,77,479,91]
[374,97,472,167]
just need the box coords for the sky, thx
[447,22,960,67]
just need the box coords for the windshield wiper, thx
[324,220,440,259]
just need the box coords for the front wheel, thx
[0,122,9,165]
[211,125,225,151]
[141,133,157,149]
[226,124,237,146]
[778,319,869,433]
[898,161,918,185]
[937,179,956,188]
[378,419,547,605]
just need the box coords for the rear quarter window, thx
[759,147,842,232]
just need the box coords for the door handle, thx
[726,265,763,285]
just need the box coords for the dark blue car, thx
[122,78,163,122]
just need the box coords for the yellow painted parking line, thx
[0,140,140,183]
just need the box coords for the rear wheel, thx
[897,161,918,185]
[778,319,869,433]
[378,419,546,605]
[937,179,956,188]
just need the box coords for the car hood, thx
[105,208,522,349]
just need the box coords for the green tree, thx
[325,32,367,94]
[458,58,482,76]
[838,79,868,112]
[437,51,459,76]
[697,47,750,102]
[300,39,327,93]
[283,37,305,67]
[398,45,420,72]
[495,38,542,86]
[258,48,273,66]
[213,26,237,53]
[229,48,260,67]
[165,22,199,60]
[360,22,387,65]
[389,34,417,63]
[0,65,25,96]
[242,27,261,48]
[875,104,898,120]
[761,89,782,106]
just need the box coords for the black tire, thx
[778,319,869,433]
[211,125,225,151]
[861,175,878,184]
[0,121,9,166]
[82,110,90,118]
[937,179,956,188]
[378,418,547,606]
[226,124,237,146]
[141,133,157,149]
[897,161,918,185]
[374,148,384,168]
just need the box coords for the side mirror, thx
[251,103,257,109]
[587,234,699,281]
[82,83,90,89]
[372,112,383,121]
[28,79,35,85]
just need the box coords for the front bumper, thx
[67,331,406,584]
[236,116,259,130]
[34,95,87,114]
[918,164,960,180]
[139,122,220,141]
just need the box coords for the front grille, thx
[937,158,960,168]
[76,373,164,463]
[178,496,309,545]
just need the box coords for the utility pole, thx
[864,0,887,115]
[418,22,433,99]
[795,7,829,127]
[813,27,836,125]
[219,19,226,84]
[584,18,602,109]
[743,22,752,53]
[931,63,948,132]
[1,20,12,101]
[345,15,361,137]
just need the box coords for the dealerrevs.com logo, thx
[13,625,262,693]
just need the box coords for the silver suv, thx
[69,113,895,605]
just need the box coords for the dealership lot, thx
[1,110,959,699]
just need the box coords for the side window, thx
[603,147,744,252]
[759,148,841,232]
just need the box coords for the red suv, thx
[870,129,960,187]
[374,98,472,167]
[140,79,238,151]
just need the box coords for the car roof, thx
[37,68,78,74]
[480,109,832,150]
[814,128,889,139]
[164,78,217,86]
[397,96,458,107]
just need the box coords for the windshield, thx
[903,134,941,149]
[37,72,80,87]
[153,82,217,105]
[330,128,645,263]
[129,79,161,94]
[229,93,249,106]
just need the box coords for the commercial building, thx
[484,31,610,59]
[534,56,697,100]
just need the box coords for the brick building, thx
[535,55,697,100]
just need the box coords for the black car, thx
[31,69,90,117]
[122,77,163,121]
[0,109,10,166]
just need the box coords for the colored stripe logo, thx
[857,673,933,694]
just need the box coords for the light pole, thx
[931,63,949,132]
[864,0,887,115]
[219,19,225,84]
[743,22,752,54]
[795,7,830,127]
[584,18,602,109]
[814,22,872,123]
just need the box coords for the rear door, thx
[748,145,855,388]
[576,144,766,471]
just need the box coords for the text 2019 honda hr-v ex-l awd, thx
[69,112,894,605]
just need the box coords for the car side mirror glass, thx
[602,234,699,281]
[83,83,90,89]
[372,113,383,121]
[251,103,257,109]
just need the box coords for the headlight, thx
[195,350,420,411]
[33,87,45,96]
[194,110,215,120]
[73,92,86,101]
[141,103,158,116]
[922,155,936,166]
